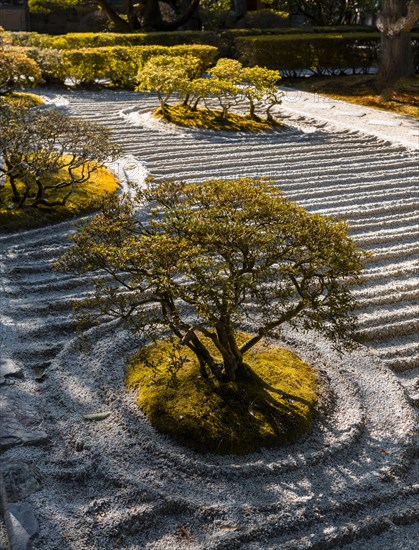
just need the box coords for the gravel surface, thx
[0,90,417,549]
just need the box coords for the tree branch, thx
[377,0,419,36]
[160,0,200,31]
[96,0,131,32]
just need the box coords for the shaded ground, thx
[285,75,419,118]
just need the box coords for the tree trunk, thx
[377,0,418,97]
[96,0,131,32]
[188,333,220,379]
[7,173,20,203]
[142,0,164,30]
[379,31,413,97]
[125,0,142,30]
[215,321,245,382]
[249,99,255,119]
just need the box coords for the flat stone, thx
[337,111,366,117]
[368,119,402,127]
[305,103,335,110]
[1,461,42,502]
[0,358,23,385]
[0,395,49,451]
[8,503,39,550]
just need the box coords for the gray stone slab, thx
[305,103,335,110]
[0,395,48,452]
[0,461,42,502]
[368,119,402,127]
[8,503,39,550]
[0,359,23,385]
[337,111,366,117]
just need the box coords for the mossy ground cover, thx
[154,104,284,132]
[0,91,45,108]
[126,335,318,455]
[286,75,419,118]
[0,164,119,232]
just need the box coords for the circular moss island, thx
[153,104,286,133]
[0,164,119,232]
[126,336,319,455]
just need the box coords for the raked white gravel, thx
[0,89,417,549]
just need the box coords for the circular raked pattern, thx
[0,90,417,550]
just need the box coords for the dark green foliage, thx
[236,32,384,76]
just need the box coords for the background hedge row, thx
[10,26,378,57]
[22,45,218,87]
[9,29,418,86]
[235,33,383,76]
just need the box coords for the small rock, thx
[83,411,111,421]
[0,395,49,452]
[1,461,42,502]
[0,358,23,385]
[75,440,84,452]
[8,503,39,549]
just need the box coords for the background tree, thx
[0,106,121,208]
[287,0,376,25]
[57,178,366,384]
[377,0,419,97]
[28,0,201,31]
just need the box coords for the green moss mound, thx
[126,336,318,455]
[0,164,119,232]
[154,104,284,133]
[0,92,44,108]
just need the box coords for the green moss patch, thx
[126,336,318,455]
[0,92,44,108]
[154,104,285,132]
[0,164,119,232]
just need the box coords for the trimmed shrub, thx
[9,32,147,49]
[24,44,218,88]
[0,49,42,91]
[235,33,382,76]
[235,9,289,29]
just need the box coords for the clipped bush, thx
[0,50,42,91]
[28,47,67,84]
[235,33,382,76]
[23,44,217,88]
[9,32,147,49]
[235,9,289,29]
[62,48,110,85]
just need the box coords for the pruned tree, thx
[136,55,201,117]
[377,0,419,97]
[0,105,121,208]
[28,0,201,32]
[240,66,282,119]
[57,178,366,383]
